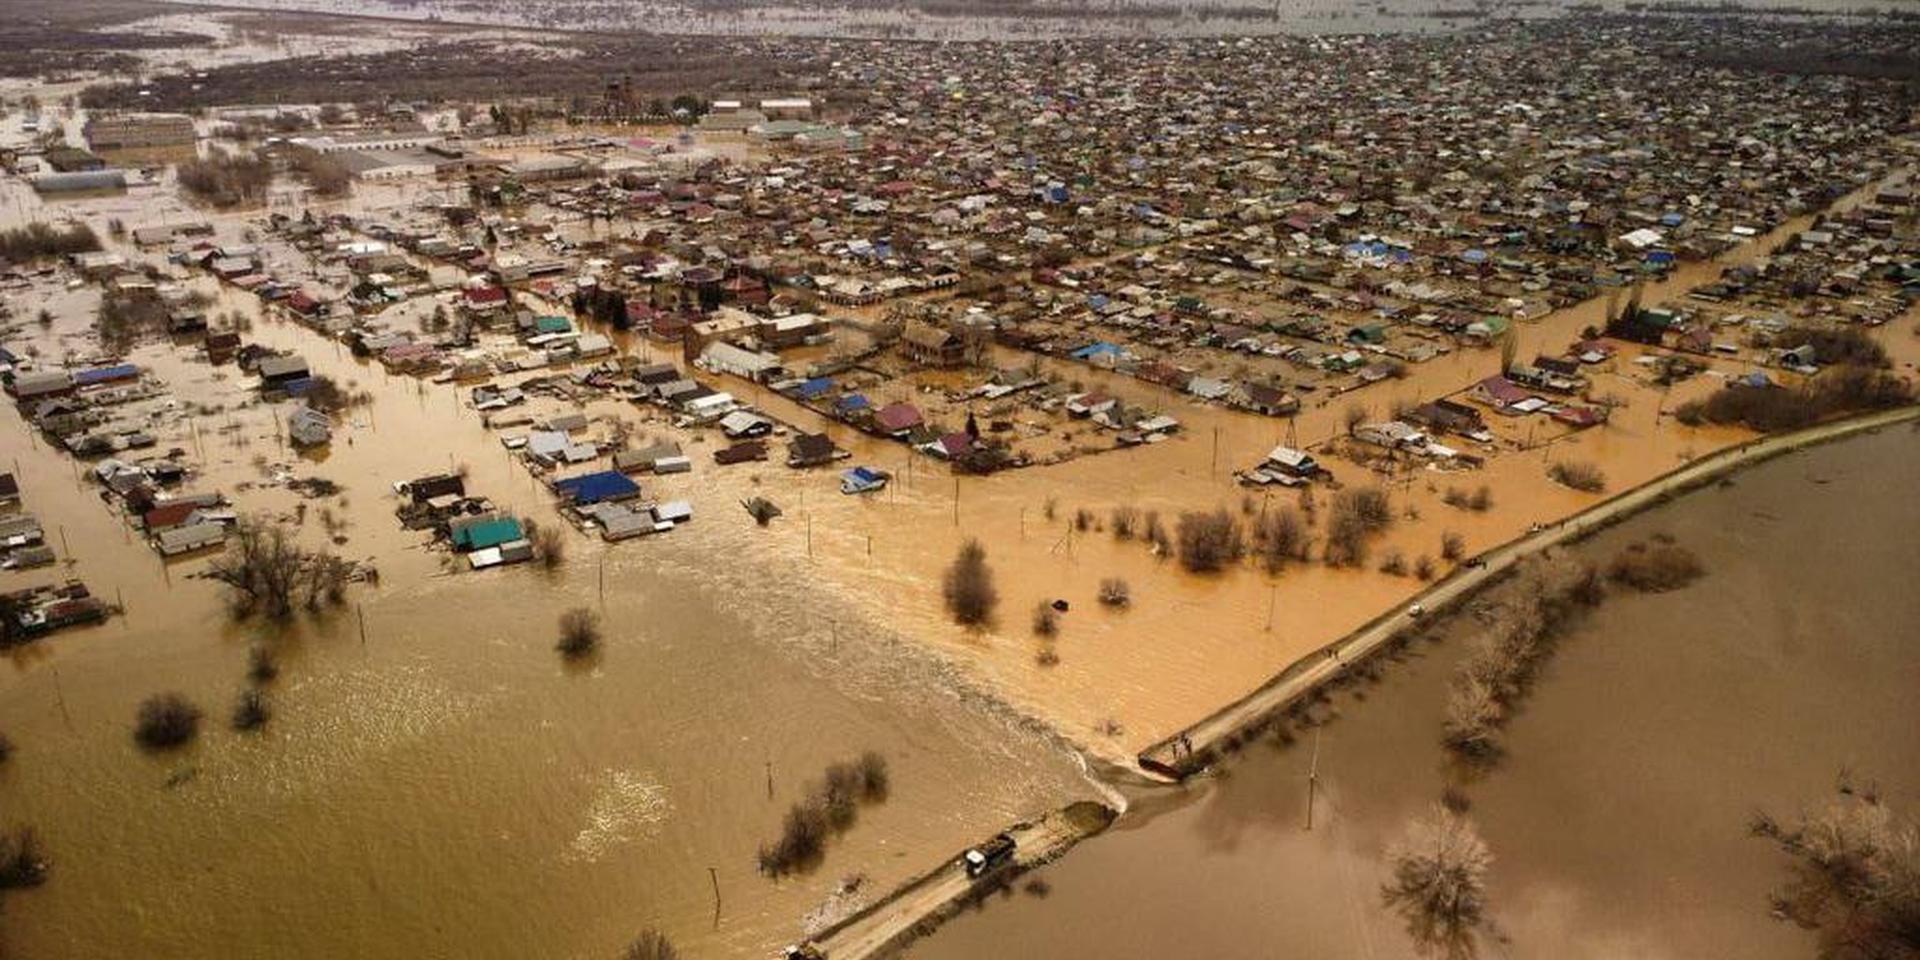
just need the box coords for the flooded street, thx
[0,9,1912,956]
[0,265,1101,957]
[0,142,1910,960]
[909,423,1920,960]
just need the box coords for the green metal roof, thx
[453,517,523,550]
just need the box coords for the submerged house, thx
[155,521,227,557]
[450,514,525,552]
[258,355,312,392]
[287,406,333,448]
[900,320,966,368]
[787,432,845,468]
[552,470,641,506]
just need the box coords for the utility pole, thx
[51,666,73,732]
[1305,727,1322,831]
[708,866,722,930]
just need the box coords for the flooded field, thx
[909,423,1920,960]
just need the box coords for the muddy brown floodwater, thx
[0,287,1102,956]
[0,119,1910,959]
[908,424,1920,960]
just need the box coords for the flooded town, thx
[0,1,1914,958]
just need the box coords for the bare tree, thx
[1176,509,1245,573]
[1344,403,1369,437]
[942,539,998,626]
[529,520,566,569]
[1382,805,1493,960]
[134,693,202,750]
[0,826,48,890]
[1548,461,1607,493]
[1256,506,1309,572]
[1749,775,1919,960]
[556,607,601,659]
[205,520,351,619]
[1606,542,1704,592]
[231,689,269,731]
[620,930,679,960]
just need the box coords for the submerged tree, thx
[134,693,202,751]
[1750,776,1920,960]
[620,929,679,960]
[1381,805,1494,960]
[230,689,269,732]
[206,520,352,619]
[556,607,602,659]
[1175,508,1244,573]
[0,826,48,890]
[942,538,998,626]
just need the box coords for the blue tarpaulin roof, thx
[1071,342,1123,360]
[842,466,887,492]
[553,471,639,505]
[72,364,138,386]
[793,377,833,399]
[835,394,871,412]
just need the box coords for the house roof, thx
[1474,375,1529,404]
[451,516,524,550]
[789,432,837,459]
[874,402,923,432]
[902,320,955,349]
[143,502,202,530]
[258,355,310,379]
[553,471,640,505]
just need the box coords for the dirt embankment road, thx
[1139,404,1920,778]
[806,803,1114,960]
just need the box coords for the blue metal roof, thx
[72,364,138,386]
[553,471,640,505]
